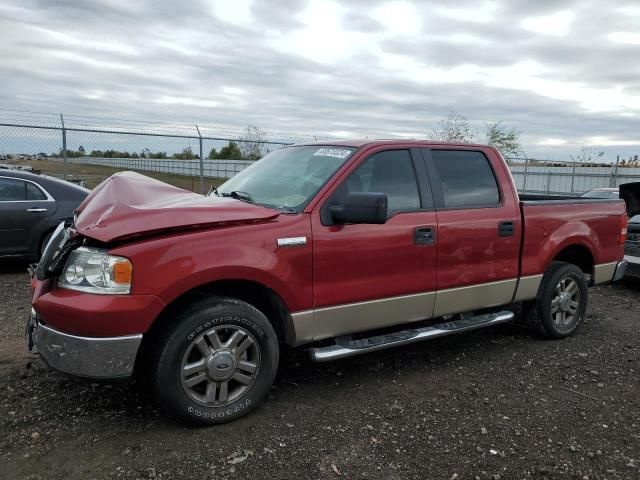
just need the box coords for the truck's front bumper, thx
[27,309,142,379]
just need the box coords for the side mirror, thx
[330,192,387,224]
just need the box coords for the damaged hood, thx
[74,171,279,242]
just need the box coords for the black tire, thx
[152,296,279,426]
[523,262,588,339]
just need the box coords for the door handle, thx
[26,208,48,213]
[498,221,515,237]
[414,226,436,245]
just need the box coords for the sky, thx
[1,0,640,160]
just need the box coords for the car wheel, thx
[524,262,588,339]
[152,296,279,426]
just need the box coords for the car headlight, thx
[59,247,132,294]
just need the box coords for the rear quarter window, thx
[26,182,47,200]
[431,150,500,208]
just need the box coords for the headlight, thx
[59,247,132,294]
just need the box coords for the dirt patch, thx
[1,266,639,479]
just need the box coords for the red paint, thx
[312,212,438,308]
[34,286,166,337]
[520,202,625,277]
[31,140,628,340]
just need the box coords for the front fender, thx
[110,216,313,314]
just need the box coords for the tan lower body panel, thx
[512,274,543,302]
[292,278,523,346]
[432,278,517,317]
[593,262,617,285]
[292,291,436,345]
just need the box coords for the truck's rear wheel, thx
[153,297,279,426]
[524,262,588,339]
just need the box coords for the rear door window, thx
[431,150,500,208]
[0,178,27,201]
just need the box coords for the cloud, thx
[0,0,639,159]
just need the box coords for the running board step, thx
[308,310,515,362]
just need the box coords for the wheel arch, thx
[548,243,595,278]
[136,278,296,370]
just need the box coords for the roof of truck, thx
[295,139,493,149]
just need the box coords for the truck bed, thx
[519,193,619,203]
[518,196,626,279]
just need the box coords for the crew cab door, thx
[310,147,438,341]
[420,148,521,316]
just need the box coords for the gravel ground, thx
[1,263,639,480]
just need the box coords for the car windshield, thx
[217,145,356,211]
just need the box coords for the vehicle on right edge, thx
[27,140,640,425]
[581,187,640,277]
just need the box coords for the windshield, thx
[217,145,356,211]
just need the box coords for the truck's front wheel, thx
[153,297,279,426]
[524,262,588,339]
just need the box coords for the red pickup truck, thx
[28,140,635,425]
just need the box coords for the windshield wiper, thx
[221,190,255,203]
[276,206,298,214]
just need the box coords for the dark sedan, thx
[0,170,89,260]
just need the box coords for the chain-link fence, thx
[0,110,309,192]
[506,157,640,195]
[1,110,639,195]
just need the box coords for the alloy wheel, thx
[550,277,581,328]
[180,325,261,407]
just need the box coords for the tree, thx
[218,142,243,159]
[78,146,85,155]
[173,147,198,160]
[575,146,604,164]
[238,125,268,160]
[484,122,521,157]
[209,142,243,159]
[429,111,476,143]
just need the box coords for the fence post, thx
[611,155,620,188]
[60,113,67,180]
[546,171,552,193]
[570,155,576,193]
[521,151,529,192]
[195,125,204,194]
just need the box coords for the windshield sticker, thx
[313,148,351,159]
